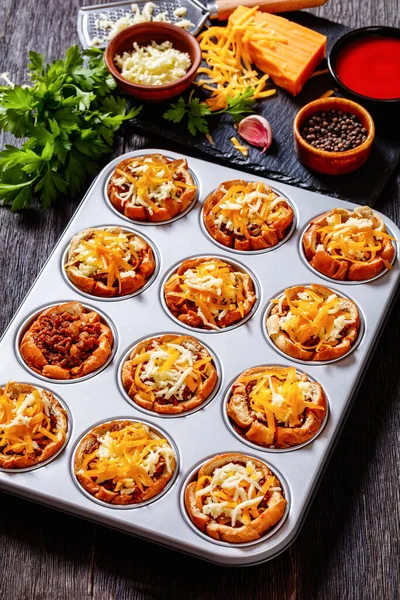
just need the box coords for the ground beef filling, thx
[32,312,101,369]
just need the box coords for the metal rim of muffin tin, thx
[261,283,366,366]
[0,147,399,566]
[298,218,398,285]
[116,331,223,419]
[178,451,291,548]
[221,364,330,454]
[104,160,202,227]
[61,224,162,302]
[70,416,181,510]
[0,382,73,473]
[15,300,120,385]
[199,186,298,256]
[159,253,262,334]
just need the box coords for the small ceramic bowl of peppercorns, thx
[293,97,375,175]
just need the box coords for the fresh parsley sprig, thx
[0,46,141,211]
[163,87,256,136]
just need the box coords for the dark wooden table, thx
[1,1,399,598]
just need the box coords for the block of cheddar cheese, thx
[230,7,327,95]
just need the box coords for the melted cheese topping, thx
[78,423,175,494]
[197,7,276,111]
[0,383,64,457]
[195,461,280,526]
[66,229,147,290]
[211,182,290,238]
[240,367,323,433]
[114,41,192,86]
[316,210,394,265]
[274,287,354,352]
[111,156,196,213]
[168,259,252,329]
[130,336,213,403]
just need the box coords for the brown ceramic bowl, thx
[104,22,201,102]
[293,97,375,175]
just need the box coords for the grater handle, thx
[211,0,328,20]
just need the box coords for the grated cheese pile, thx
[115,41,191,86]
[130,336,213,403]
[242,368,322,434]
[111,156,196,214]
[0,384,64,456]
[171,259,251,330]
[195,460,280,526]
[66,229,146,289]
[274,287,354,352]
[196,6,277,111]
[316,211,394,265]
[78,422,175,495]
[90,2,194,46]
[211,181,289,238]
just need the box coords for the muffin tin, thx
[0,148,399,566]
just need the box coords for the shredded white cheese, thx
[115,41,191,86]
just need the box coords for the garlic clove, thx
[238,115,273,153]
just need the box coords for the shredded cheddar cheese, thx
[316,212,395,266]
[78,422,175,494]
[0,383,64,457]
[241,368,322,436]
[168,259,251,329]
[110,156,196,214]
[210,181,289,238]
[130,336,213,403]
[273,287,354,352]
[196,7,276,111]
[65,229,146,290]
[230,137,249,157]
[195,460,279,526]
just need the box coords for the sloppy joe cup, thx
[15,301,118,384]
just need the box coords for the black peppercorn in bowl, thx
[293,97,375,175]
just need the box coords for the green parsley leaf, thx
[163,88,256,135]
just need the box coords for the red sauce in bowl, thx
[336,36,400,100]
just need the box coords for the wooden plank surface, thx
[0,1,399,598]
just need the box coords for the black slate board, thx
[130,12,400,205]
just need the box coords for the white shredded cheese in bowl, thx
[114,40,192,86]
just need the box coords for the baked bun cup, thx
[185,453,287,543]
[20,302,114,380]
[203,180,294,251]
[74,420,176,505]
[0,382,68,469]
[121,334,218,414]
[65,226,156,298]
[227,366,327,449]
[302,206,395,281]
[266,284,360,362]
[107,154,197,223]
[164,257,257,330]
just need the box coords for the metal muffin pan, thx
[0,148,399,566]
